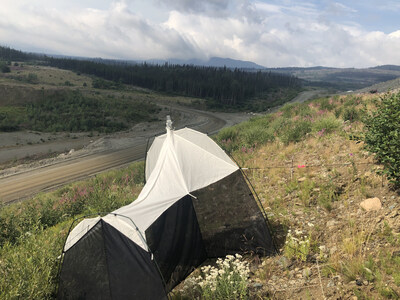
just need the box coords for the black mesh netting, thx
[58,220,166,300]
[58,169,275,298]
[191,169,275,257]
[144,170,275,293]
[145,195,208,292]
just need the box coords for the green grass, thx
[215,95,350,152]
[0,162,145,299]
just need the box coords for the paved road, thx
[0,107,227,204]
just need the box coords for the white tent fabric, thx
[64,214,148,252]
[64,126,238,252]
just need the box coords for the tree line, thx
[0,45,301,109]
[45,58,301,108]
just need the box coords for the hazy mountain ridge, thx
[2,45,400,92]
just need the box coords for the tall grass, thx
[215,94,358,152]
[0,162,145,299]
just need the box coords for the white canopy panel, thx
[65,126,238,252]
[145,128,236,181]
[64,214,147,252]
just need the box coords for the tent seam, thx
[101,220,114,300]
[167,131,191,195]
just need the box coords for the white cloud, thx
[0,0,400,67]
[0,0,200,59]
[156,0,231,15]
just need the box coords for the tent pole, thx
[55,214,95,296]
[143,135,153,185]
[111,213,170,298]
[240,168,279,254]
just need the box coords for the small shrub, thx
[342,107,359,122]
[363,92,400,188]
[295,104,313,117]
[312,116,341,136]
[334,107,342,118]
[216,127,239,152]
[317,98,336,111]
[217,127,238,144]
[26,73,39,84]
[280,103,298,118]
[269,117,289,137]
[284,230,311,262]
[298,179,315,206]
[317,183,340,211]
[280,120,312,144]
[1,65,10,73]
[242,126,274,147]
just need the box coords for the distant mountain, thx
[46,54,265,69]
[264,65,400,91]
[146,57,266,69]
[371,65,400,71]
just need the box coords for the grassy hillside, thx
[1,45,304,113]
[1,91,400,299]
[209,92,399,299]
[0,163,145,299]
[0,63,207,133]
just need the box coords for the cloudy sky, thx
[1,0,400,67]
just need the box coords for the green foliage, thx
[312,116,342,136]
[363,92,400,188]
[7,73,39,84]
[284,230,311,262]
[0,90,160,133]
[280,120,312,144]
[0,225,65,299]
[26,73,39,84]
[298,179,315,206]
[0,162,144,248]
[342,106,360,122]
[216,95,346,152]
[280,102,298,118]
[0,46,31,61]
[1,61,10,73]
[316,97,336,111]
[46,56,301,109]
[92,78,123,90]
[0,107,25,131]
[0,162,145,298]
[242,125,275,148]
[317,182,340,211]
[334,107,342,118]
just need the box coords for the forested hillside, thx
[45,57,301,109]
[0,45,302,111]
